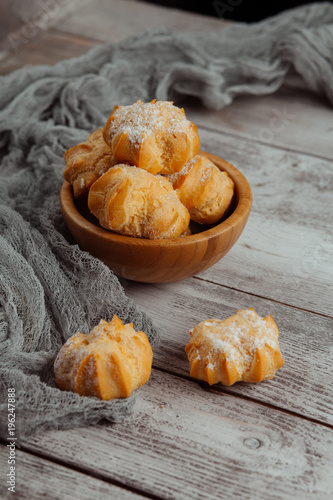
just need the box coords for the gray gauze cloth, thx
[1,2,333,440]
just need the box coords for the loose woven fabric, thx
[1,3,333,440]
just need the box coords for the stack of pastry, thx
[63,99,235,239]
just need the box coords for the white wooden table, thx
[1,1,333,498]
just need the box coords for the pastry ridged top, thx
[103,100,200,175]
[63,128,116,198]
[88,165,190,239]
[185,308,284,386]
[108,100,186,142]
[54,315,153,400]
[168,155,235,224]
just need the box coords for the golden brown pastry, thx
[185,308,284,386]
[63,128,117,198]
[88,165,190,239]
[168,155,235,224]
[54,315,153,400]
[103,99,200,175]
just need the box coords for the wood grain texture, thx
[0,29,98,75]
[60,152,252,283]
[186,83,333,161]
[0,0,226,76]
[0,445,146,500]
[22,370,333,500]
[191,126,333,316]
[124,277,333,426]
[57,0,226,43]
[0,0,93,70]
[0,1,23,42]
[201,212,333,316]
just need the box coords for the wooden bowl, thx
[60,152,252,283]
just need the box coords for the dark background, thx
[142,0,332,22]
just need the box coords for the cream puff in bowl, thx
[60,151,252,283]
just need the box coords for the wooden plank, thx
[186,86,333,161]
[200,211,333,316]
[0,0,92,60]
[0,0,226,74]
[190,127,333,316]
[0,0,225,75]
[57,0,227,43]
[22,370,333,500]
[0,29,98,75]
[1,0,89,30]
[0,445,147,500]
[124,277,333,426]
[0,1,23,42]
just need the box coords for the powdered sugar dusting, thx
[55,316,153,399]
[186,308,283,383]
[199,164,213,185]
[168,155,201,184]
[108,100,191,149]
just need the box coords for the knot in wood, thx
[243,437,261,449]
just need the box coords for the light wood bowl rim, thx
[60,151,252,248]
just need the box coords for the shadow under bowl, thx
[60,151,252,283]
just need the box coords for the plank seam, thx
[197,123,333,162]
[0,439,162,500]
[193,276,333,320]
[152,365,333,430]
[49,27,105,45]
